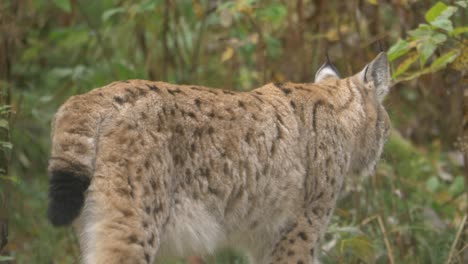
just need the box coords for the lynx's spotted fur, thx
[48,53,392,264]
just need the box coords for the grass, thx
[320,131,465,263]
[4,131,465,263]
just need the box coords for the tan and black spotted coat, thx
[48,53,392,264]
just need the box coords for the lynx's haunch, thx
[48,53,392,264]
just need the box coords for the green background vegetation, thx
[0,0,467,263]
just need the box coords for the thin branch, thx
[445,214,467,264]
[189,2,216,81]
[361,214,395,264]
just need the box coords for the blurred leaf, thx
[53,0,71,12]
[408,24,432,38]
[0,141,12,150]
[48,28,90,51]
[339,235,375,263]
[0,106,11,114]
[426,177,440,192]
[0,256,14,261]
[401,88,418,101]
[102,7,125,21]
[448,176,464,196]
[438,6,458,20]
[256,3,287,26]
[388,39,410,61]
[50,68,74,79]
[238,67,256,89]
[450,26,468,36]
[427,4,457,31]
[432,33,447,44]
[20,43,42,62]
[114,62,138,79]
[431,18,453,31]
[236,0,255,15]
[434,191,451,204]
[271,71,285,83]
[265,35,281,58]
[219,9,233,27]
[0,175,18,184]
[221,47,234,62]
[217,1,236,11]
[0,119,9,130]
[39,95,54,103]
[425,2,447,23]
[71,65,91,80]
[248,33,259,44]
[366,0,378,5]
[325,28,339,41]
[456,0,467,8]
[430,49,459,70]
[418,41,437,65]
[135,0,157,12]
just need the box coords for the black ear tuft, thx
[378,40,384,52]
[314,52,340,82]
[47,170,90,226]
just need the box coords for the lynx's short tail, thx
[48,165,91,226]
[47,92,107,226]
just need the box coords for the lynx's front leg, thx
[269,203,334,264]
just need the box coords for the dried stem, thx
[361,214,395,264]
[445,214,467,264]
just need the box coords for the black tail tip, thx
[47,170,90,226]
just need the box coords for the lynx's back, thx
[48,53,391,264]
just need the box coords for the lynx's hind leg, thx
[74,141,171,264]
[74,175,169,264]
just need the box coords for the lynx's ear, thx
[314,54,340,82]
[360,52,391,102]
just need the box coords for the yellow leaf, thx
[325,29,339,41]
[219,9,233,27]
[249,33,259,44]
[272,71,285,83]
[236,1,253,15]
[192,1,204,19]
[392,52,419,79]
[435,191,451,204]
[367,0,377,5]
[221,47,234,62]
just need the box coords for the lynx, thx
[48,52,392,264]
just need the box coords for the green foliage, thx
[388,1,467,81]
[52,0,71,13]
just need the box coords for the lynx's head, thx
[315,52,392,177]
